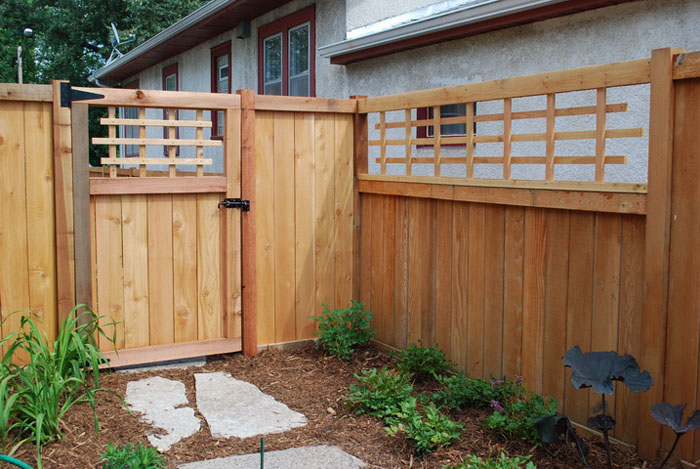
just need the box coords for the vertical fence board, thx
[451,203,469,370]
[24,101,57,341]
[294,113,316,338]
[382,196,397,346]
[335,114,355,309]
[315,114,336,320]
[147,195,174,345]
[435,200,453,355]
[420,199,437,346]
[467,203,485,377]
[393,197,409,349]
[359,195,372,317]
[522,207,546,393]
[484,204,505,378]
[503,206,524,379]
[96,196,124,350]
[121,195,149,348]
[197,193,222,340]
[370,195,386,342]
[172,195,198,343]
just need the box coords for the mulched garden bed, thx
[4,343,672,468]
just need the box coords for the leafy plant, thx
[431,374,521,411]
[446,452,536,469]
[0,306,116,467]
[386,397,462,454]
[100,442,167,469]
[484,392,558,445]
[650,402,700,468]
[563,346,653,469]
[311,300,375,360]
[346,367,413,419]
[394,343,455,382]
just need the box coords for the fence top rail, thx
[358,57,651,113]
[254,94,357,113]
[72,86,242,109]
[0,83,53,102]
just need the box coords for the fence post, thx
[350,95,367,301]
[237,89,257,356]
[71,103,92,319]
[51,80,76,323]
[638,47,683,460]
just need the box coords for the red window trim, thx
[257,5,316,97]
[162,63,179,155]
[122,79,140,157]
[210,41,231,140]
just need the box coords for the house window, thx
[211,42,231,138]
[162,63,179,154]
[121,79,139,157]
[258,5,315,97]
[416,103,476,141]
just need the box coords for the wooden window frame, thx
[121,79,140,157]
[257,5,316,97]
[210,41,231,140]
[162,63,179,155]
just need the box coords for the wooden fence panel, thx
[254,110,355,345]
[359,191,647,442]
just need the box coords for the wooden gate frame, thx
[56,82,258,366]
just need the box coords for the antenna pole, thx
[17,46,22,84]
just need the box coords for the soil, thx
[3,344,676,468]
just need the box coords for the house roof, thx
[320,0,637,65]
[92,0,291,83]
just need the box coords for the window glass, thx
[264,34,282,95]
[428,103,467,136]
[289,23,309,96]
[122,107,139,156]
[165,73,177,91]
[217,55,229,93]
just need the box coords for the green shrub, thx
[100,442,167,469]
[386,397,462,454]
[430,374,522,411]
[311,300,374,360]
[0,306,116,466]
[394,343,454,382]
[484,392,558,445]
[446,452,536,469]
[346,367,413,419]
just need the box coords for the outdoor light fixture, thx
[17,27,34,84]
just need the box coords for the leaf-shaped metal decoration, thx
[562,346,653,395]
[651,403,700,434]
[534,414,569,444]
[587,414,616,432]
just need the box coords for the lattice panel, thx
[92,106,222,178]
[369,88,644,182]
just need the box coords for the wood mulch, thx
[4,344,678,468]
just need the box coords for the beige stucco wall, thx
[123,0,700,181]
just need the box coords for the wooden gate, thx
[70,86,245,367]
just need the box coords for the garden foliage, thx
[100,442,167,469]
[346,367,414,419]
[311,300,374,360]
[447,452,537,469]
[0,306,115,466]
[385,397,462,454]
[394,343,455,382]
[484,391,558,445]
[430,373,520,411]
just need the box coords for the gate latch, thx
[218,198,250,212]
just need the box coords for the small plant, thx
[394,343,455,382]
[484,392,558,444]
[650,402,700,468]
[0,306,116,467]
[311,300,374,360]
[430,374,521,411]
[446,452,536,469]
[100,442,167,469]
[346,367,413,419]
[386,397,462,454]
[563,346,652,469]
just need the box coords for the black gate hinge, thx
[60,82,104,108]
[218,198,250,212]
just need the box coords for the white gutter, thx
[92,0,236,81]
[319,0,566,59]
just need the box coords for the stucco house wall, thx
[123,0,700,181]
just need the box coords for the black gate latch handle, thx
[218,198,250,212]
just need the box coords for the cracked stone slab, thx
[125,376,201,451]
[194,371,307,439]
[178,445,366,469]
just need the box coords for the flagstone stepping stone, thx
[194,371,307,439]
[178,445,366,469]
[125,376,201,451]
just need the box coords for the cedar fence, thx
[1,47,700,462]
